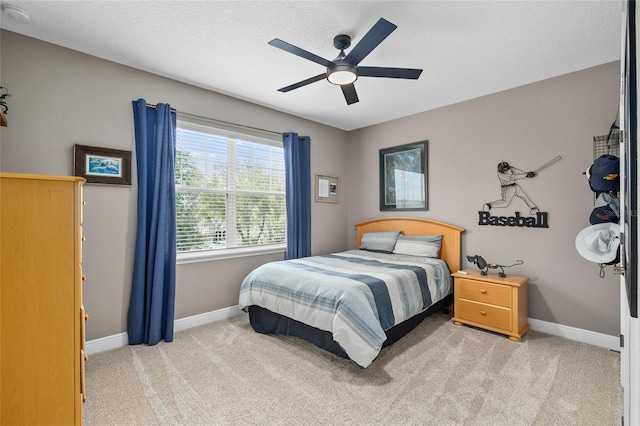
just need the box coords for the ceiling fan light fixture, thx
[327,65,357,85]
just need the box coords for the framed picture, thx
[379,140,428,211]
[315,174,339,203]
[74,144,132,185]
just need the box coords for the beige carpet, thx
[83,312,622,425]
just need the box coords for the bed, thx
[238,217,464,367]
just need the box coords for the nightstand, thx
[451,269,529,341]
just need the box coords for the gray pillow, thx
[359,231,401,253]
[392,234,443,258]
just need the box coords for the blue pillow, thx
[392,235,443,258]
[360,231,401,253]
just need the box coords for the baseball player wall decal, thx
[484,161,539,215]
[479,156,561,228]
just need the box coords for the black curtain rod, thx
[144,102,282,137]
[143,102,176,112]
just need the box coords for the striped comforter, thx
[238,250,452,367]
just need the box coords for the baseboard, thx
[85,305,243,355]
[173,305,243,332]
[85,331,129,356]
[528,318,620,352]
[86,309,619,355]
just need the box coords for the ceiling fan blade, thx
[358,67,423,79]
[341,83,359,105]
[344,18,397,66]
[268,39,333,68]
[278,73,327,92]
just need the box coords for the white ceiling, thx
[0,1,624,131]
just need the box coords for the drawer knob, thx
[84,313,89,321]
[84,353,89,362]
[480,310,487,316]
[82,275,87,281]
[81,236,86,242]
[479,289,487,294]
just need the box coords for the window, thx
[175,120,286,260]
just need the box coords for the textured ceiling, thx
[0,1,624,131]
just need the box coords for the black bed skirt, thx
[247,294,453,360]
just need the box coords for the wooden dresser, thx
[1,173,86,425]
[451,269,529,341]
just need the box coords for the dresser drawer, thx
[456,298,512,331]
[457,278,511,308]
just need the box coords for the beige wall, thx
[347,61,621,336]
[0,30,622,340]
[0,31,349,340]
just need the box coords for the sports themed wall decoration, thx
[479,156,561,228]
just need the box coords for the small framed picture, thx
[315,174,339,203]
[74,144,132,185]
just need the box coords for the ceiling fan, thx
[268,18,423,105]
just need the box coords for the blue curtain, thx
[283,132,311,259]
[127,99,177,345]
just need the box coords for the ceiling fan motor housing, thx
[327,35,357,85]
[327,59,358,85]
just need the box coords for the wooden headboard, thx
[354,217,465,273]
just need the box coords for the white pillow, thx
[392,235,443,258]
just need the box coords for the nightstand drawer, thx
[457,278,511,308]
[456,298,512,331]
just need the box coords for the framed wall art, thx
[74,144,132,185]
[379,140,428,211]
[315,174,339,203]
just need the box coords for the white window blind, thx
[175,121,286,254]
